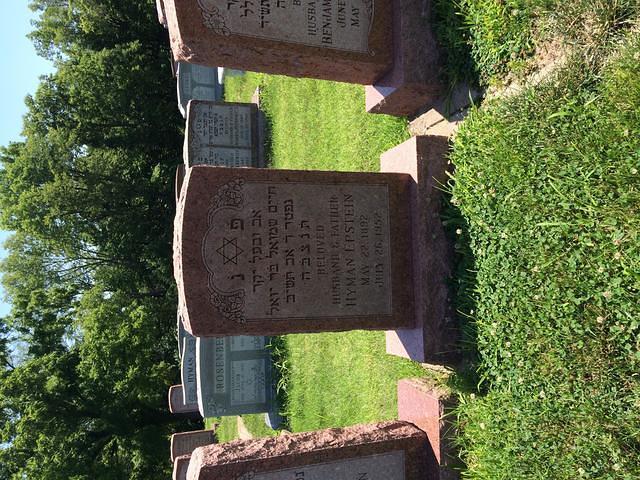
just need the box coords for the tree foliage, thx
[0,1,192,478]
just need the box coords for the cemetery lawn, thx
[221,74,429,436]
[450,33,640,478]
[222,10,640,477]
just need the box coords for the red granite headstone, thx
[185,421,431,480]
[174,165,415,337]
[168,384,201,415]
[162,0,393,85]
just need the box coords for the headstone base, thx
[381,136,457,363]
[398,378,459,480]
[365,0,443,117]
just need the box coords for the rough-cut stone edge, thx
[186,421,430,479]
[156,0,167,28]
[364,0,445,116]
[381,135,458,364]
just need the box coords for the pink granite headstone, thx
[171,429,217,461]
[185,421,432,480]
[162,0,393,85]
[174,166,415,337]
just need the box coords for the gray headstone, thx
[180,334,198,405]
[264,410,283,430]
[196,336,276,417]
[183,100,262,168]
[177,62,221,118]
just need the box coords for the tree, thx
[0,1,193,478]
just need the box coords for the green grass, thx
[241,413,279,437]
[207,416,236,443]
[284,331,429,432]
[451,33,640,478]
[224,72,409,171]
[207,414,278,442]
[431,0,639,86]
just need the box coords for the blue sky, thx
[0,2,54,317]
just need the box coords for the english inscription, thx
[233,451,405,480]
[181,335,198,404]
[203,181,392,322]
[230,359,267,405]
[196,0,374,53]
[187,102,254,167]
[197,336,273,417]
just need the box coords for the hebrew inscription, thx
[230,359,267,405]
[196,0,374,53]
[202,180,392,322]
[187,103,254,167]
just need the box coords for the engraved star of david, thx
[216,237,243,265]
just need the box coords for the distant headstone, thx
[181,334,198,404]
[173,166,415,337]
[168,384,200,415]
[177,310,186,358]
[177,62,221,118]
[183,100,262,168]
[173,454,191,480]
[162,0,393,85]
[185,421,431,480]
[264,410,283,430]
[156,0,167,27]
[196,335,276,417]
[171,429,216,461]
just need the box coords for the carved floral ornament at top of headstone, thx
[197,0,230,36]
[204,178,247,325]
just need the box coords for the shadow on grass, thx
[441,190,481,395]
